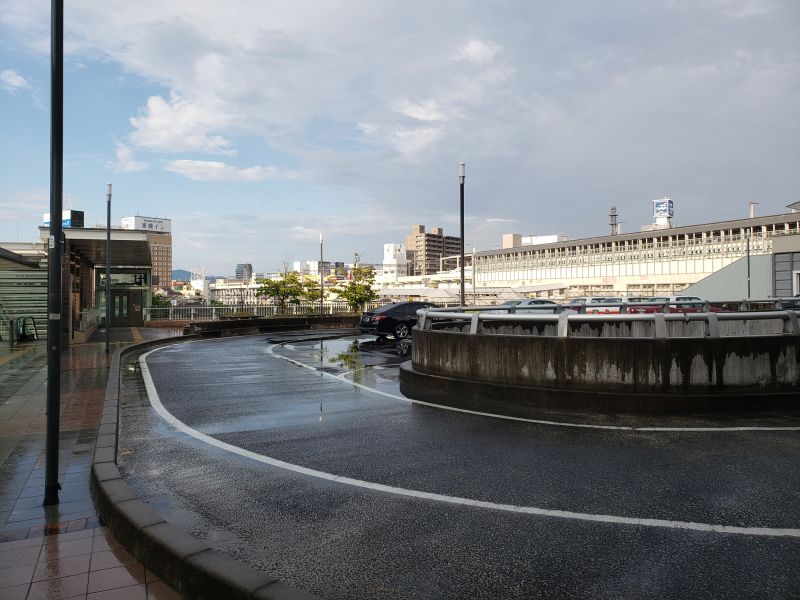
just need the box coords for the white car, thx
[487,299,562,314]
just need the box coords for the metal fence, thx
[143,301,386,322]
[418,305,800,339]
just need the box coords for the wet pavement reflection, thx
[117,332,800,600]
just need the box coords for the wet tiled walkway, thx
[0,329,182,599]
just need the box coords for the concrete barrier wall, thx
[188,315,359,337]
[435,316,786,338]
[411,329,800,394]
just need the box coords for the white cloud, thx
[390,127,442,156]
[107,142,149,173]
[130,94,236,156]
[1,1,799,266]
[713,0,776,17]
[394,99,447,122]
[164,160,303,182]
[458,40,499,64]
[486,218,517,223]
[1,69,31,94]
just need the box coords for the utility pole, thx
[44,0,64,506]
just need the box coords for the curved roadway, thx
[117,333,800,599]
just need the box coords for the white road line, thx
[267,344,800,433]
[140,347,800,538]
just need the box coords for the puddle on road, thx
[293,336,410,371]
[276,335,411,393]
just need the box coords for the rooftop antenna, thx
[610,207,619,236]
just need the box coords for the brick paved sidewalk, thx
[0,329,182,599]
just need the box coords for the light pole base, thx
[43,483,61,506]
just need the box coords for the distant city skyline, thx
[2,1,798,274]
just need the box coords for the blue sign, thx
[653,198,674,218]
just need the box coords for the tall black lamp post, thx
[319,233,324,317]
[105,183,111,354]
[459,162,466,307]
[44,0,64,506]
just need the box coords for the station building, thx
[475,204,800,299]
[0,210,157,345]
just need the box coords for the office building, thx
[235,263,253,281]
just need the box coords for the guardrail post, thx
[704,312,720,338]
[418,311,429,331]
[653,313,667,338]
[469,313,480,335]
[557,312,569,337]
[784,311,800,335]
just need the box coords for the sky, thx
[1,0,798,275]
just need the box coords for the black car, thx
[780,295,800,310]
[359,302,437,339]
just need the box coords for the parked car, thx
[566,297,620,313]
[637,296,708,313]
[486,299,562,313]
[779,295,800,310]
[359,301,437,339]
[585,297,623,314]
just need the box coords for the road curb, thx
[90,334,321,600]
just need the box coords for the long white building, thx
[475,208,800,298]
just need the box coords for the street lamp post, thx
[44,0,64,506]
[319,233,324,317]
[105,183,111,354]
[459,162,465,307]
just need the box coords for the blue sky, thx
[1,0,799,275]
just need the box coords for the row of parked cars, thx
[360,295,800,339]
[491,295,716,314]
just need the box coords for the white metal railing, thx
[143,301,385,322]
[417,306,800,339]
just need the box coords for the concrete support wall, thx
[411,329,800,396]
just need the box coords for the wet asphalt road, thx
[117,332,800,599]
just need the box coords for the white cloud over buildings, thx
[0,0,798,270]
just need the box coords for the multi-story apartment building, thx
[404,225,461,276]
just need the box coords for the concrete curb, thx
[90,333,321,600]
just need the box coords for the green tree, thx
[151,293,171,308]
[300,277,327,304]
[256,272,304,313]
[334,261,378,312]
